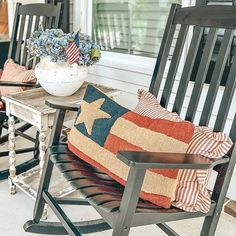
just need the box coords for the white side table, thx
[2,82,120,199]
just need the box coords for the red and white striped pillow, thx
[134,89,233,213]
[0,59,36,96]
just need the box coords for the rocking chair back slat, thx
[48,17,53,28]
[213,55,236,137]
[8,3,61,68]
[149,4,179,96]
[185,27,218,122]
[7,3,20,60]
[22,15,34,66]
[230,114,236,141]
[199,29,234,126]
[33,16,41,31]
[25,18,39,68]
[15,14,26,64]
[42,16,47,28]
[29,15,41,69]
[160,24,189,108]
[173,26,204,114]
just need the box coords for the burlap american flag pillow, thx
[68,84,195,208]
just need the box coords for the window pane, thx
[92,0,181,58]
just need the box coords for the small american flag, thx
[66,32,80,64]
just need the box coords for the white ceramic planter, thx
[35,58,88,96]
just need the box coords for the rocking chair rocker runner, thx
[0,3,62,180]
[25,4,236,236]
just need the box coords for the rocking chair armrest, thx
[0,81,37,87]
[117,151,230,169]
[45,100,80,111]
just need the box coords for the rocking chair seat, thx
[50,144,216,225]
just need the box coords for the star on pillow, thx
[75,98,111,135]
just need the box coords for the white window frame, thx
[74,0,195,73]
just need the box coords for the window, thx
[92,0,181,58]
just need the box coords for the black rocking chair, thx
[0,2,61,180]
[24,4,236,236]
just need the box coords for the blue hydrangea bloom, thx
[26,28,101,65]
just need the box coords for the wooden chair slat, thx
[95,201,121,213]
[161,24,189,108]
[185,28,218,122]
[79,186,123,198]
[15,14,26,64]
[7,4,20,59]
[173,26,204,114]
[48,16,53,28]
[22,15,34,66]
[69,177,120,189]
[33,15,41,33]
[56,162,99,173]
[27,15,41,69]
[64,169,115,182]
[49,144,73,155]
[214,55,236,135]
[230,114,236,141]
[199,29,234,126]
[52,154,108,174]
[149,4,179,96]
[42,16,47,28]
[86,194,121,205]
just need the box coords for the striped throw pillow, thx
[134,89,233,213]
[68,85,195,208]
[0,59,36,96]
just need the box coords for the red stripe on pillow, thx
[122,111,194,144]
[105,133,179,179]
[104,133,143,153]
